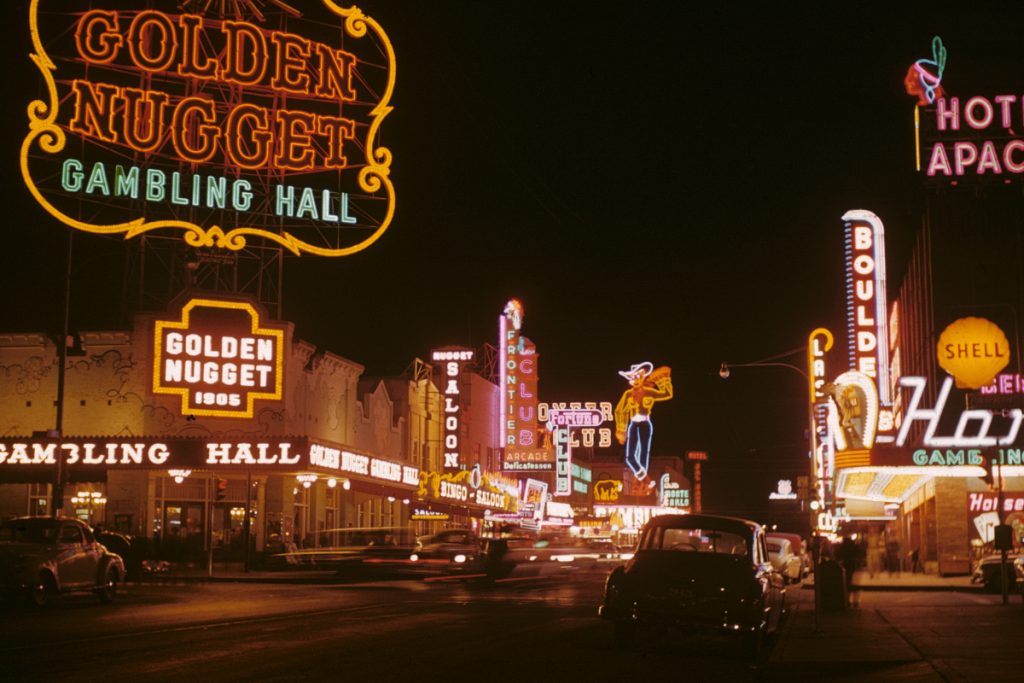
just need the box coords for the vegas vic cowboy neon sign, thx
[614,362,673,481]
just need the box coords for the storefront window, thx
[28,482,49,517]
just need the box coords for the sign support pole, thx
[51,233,73,518]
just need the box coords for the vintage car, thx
[599,514,786,657]
[408,529,484,575]
[766,536,803,584]
[275,526,420,577]
[0,517,126,607]
[971,551,1024,592]
[767,532,807,576]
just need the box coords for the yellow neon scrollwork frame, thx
[152,298,285,419]
[22,0,396,257]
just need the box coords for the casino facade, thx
[0,301,522,564]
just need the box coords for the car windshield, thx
[640,526,748,556]
[0,519,60,544]
[767,542,782,554]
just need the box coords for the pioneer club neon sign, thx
[22,1,395,256]
[153,298,283,418]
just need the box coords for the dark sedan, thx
[598,513,786,658]
[408,529,484,575]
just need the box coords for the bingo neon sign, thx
[22,1,395,256]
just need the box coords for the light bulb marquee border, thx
[21,0,396,257]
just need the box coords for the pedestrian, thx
[910,547,921,573]
[838,536,862,607]
[885,538,901,576]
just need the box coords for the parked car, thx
[767,532,807,576]
[96,531,167,580]
[0,517,126,607]
[766,537,802,584]
[409,529,484,575]
[599,513,786,658]
[971,551,1024,592]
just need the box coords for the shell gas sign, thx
[937,317,1011,390]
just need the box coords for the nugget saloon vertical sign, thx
[154,298,284,418]
[22,0,396,257]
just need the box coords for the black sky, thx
[3,1,1023,522]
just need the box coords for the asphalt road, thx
[1,571,1019,682]
[0,569,770,682]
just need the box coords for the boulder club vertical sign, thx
[154,298,284,418]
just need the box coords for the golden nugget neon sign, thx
[153,298,284,418]
[23,1,395,256]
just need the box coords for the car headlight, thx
[453,554,466,564]
[409,554,419,562]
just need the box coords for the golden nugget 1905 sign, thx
[22,0,395,256]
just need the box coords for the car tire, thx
[613,620,637,650]
[740,626,765,663]
[96,566,119,604]
[29,572,55,608]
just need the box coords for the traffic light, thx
[215,478,228,501]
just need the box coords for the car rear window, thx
[641,526,748,556]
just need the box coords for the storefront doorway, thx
[159,502,205,562]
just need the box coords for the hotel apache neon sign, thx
[22,0,395,256]
[907,37,1024,181]
[153,298,284,418]
[922,94,1024,178]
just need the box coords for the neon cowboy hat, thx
[618,362,654,381]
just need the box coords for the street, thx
[2,571,1022,682]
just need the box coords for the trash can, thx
[818,559,847,611]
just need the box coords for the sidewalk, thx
[851,569,980,592]
[137,562,341,584]
[769,601,921,665]
[768,584,1024,682]
[802,569,982,592]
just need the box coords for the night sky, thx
[3,1,1022,523]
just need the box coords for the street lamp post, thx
[720,329,833,631]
